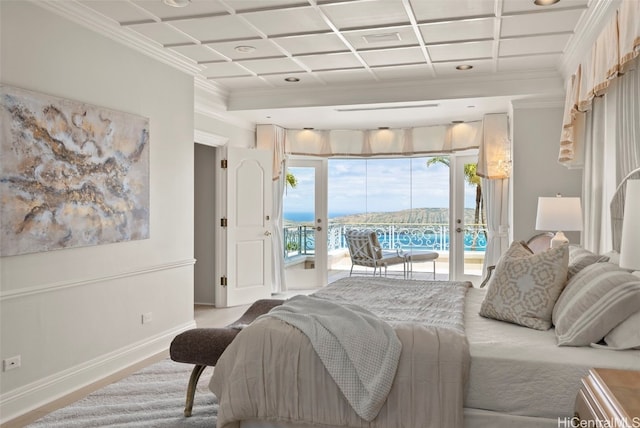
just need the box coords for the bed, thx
[209,273,639,428]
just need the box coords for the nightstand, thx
[575,368,640,428]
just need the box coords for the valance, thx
[284,121,482,158]
[559,0,639,167]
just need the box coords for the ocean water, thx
[284,212,355,222]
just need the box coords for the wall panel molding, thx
[0,259,196,301]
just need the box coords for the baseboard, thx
[0,320,196,425]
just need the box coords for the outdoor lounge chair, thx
[344,229,406,277]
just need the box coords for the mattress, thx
[465,287,640,419]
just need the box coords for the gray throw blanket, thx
[260,294,402,421]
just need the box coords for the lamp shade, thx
[620,180,640,270]
[535,196,583,232]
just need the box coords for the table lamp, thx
[535,194,583,248]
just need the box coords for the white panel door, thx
[225,147,272,306]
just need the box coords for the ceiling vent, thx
[362,33,401,44]
[336,103,439,112]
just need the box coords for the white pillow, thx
[604,311,640,350]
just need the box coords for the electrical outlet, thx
[141,312,153,324]
[3,355,21,371]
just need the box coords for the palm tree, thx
[285,171,297,189]
[426,157,485,249]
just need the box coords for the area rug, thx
[28,359,218,427]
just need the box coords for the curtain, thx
[477,113,511,274]
[256,124,287,293]
[560,0,639,167]
[476,113,511,179]
[582,58,640,253]
[481,177,509,275]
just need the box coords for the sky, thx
[283,157,477,217]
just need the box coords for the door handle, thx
[264,231,272,236]
[316,226,322,231]
[456,227,462,233]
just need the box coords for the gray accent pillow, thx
[552,262,640,346]
[567,245,609,280]
[479,241,569,330]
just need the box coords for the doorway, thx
[288,153,485,284]
[193,143,216,305]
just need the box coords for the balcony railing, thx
[284,223,487,260]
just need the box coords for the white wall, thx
[510,98,583,244]
[0,2,195,422]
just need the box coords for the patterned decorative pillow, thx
[479,241,569,330]
[552,262,640,346]
[567,245,609,280]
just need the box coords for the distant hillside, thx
[328,207,480,225]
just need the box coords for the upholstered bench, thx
[170,298,284,417]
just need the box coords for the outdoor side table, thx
[404,250,439,279]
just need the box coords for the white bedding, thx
[211,277,471,428]
[465,287,640,419]
[219,282,640,428]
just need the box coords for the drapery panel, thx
[560,0,639,167]
[481,177,510,276]
[476,113,511,179]
[257,124,287,292]
[582,59,639,254]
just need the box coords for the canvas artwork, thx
[0,85,150,257]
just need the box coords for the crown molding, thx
[33,1,258,130]
[31,0,202,76]
[560,0,622,79]
[194,129,229,147]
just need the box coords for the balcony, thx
[284,222,487,277]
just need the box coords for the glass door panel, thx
[282,160,327,289]
[451,154,485,283]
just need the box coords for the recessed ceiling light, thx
[378,127,390,130]
[467,105,476,108]
[451,120,464,124]
[235,45,256,53]
[303,127,314,130]
[456,65,473,71]
[533,0,560,5]
[163,0,190,7]
[284,77,300,82]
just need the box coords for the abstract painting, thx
[0,85,150,257]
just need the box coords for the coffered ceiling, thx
[39,0,616,129]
